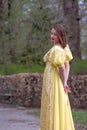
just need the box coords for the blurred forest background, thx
[0,0,87,75]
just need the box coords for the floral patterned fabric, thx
[39,45,75,130]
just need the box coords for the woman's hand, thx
[59,66,71,93]
[64,84,71,93]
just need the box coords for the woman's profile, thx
[39,24,75,130]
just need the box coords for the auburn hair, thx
[53,24,68,48]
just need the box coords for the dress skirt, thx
[40,62,75,130]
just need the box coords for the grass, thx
[70,59,87,74]
[27,108,87,126]
[0,63,45,75]
[27,108,40,116]
[72,109,87,125]
[0,59,87,75]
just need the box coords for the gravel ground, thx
[0,104,40,130]
[0,103,87,130]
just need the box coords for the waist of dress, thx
[46,62,57,70]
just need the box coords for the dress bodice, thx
[43,45,73,67]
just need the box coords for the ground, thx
[0,104,40,130]
[0,103,87,130]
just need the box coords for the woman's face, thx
[50,28,59,44]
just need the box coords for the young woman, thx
[39,24,75,130]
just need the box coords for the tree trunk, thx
[8,0,17,63]
[63,0,81,59]
[0,0,8,74]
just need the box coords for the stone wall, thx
[0,73,87,108]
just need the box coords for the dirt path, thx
[0,103,87,130]
[0,104,40,130]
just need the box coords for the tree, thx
[63,0,81,59]
[79,0,87,59]
[7,0,20,63]
[21,0,54,65]
[0,0,8,74]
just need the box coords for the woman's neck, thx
[54,43,62,47]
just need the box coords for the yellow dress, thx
[40,45,75,130]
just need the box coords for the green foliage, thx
[19,2,54,66]
[0,0,87,75]
[19,45,44,66]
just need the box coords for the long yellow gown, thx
[40,45,75,130]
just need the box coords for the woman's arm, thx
[64,61,70,83]
[59,63,71,93]
[59,66,66,87]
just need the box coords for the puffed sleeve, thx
[43,50,50,62]
[49,49,65,67]
[64,44,73,62]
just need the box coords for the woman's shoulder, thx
[64,44,73,61]
[51,45,65,54]
[64,44,70,52]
